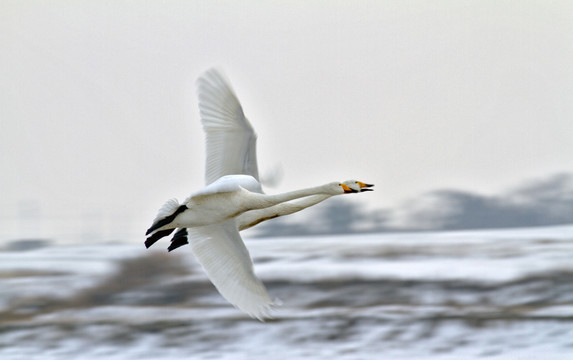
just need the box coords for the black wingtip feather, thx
[145,228,176,248]
[168,228,189,252]
[145,205,188,235]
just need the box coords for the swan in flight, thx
[145,69,373,320]
[165,180,374,252]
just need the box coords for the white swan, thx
[145,69,372,320]
[164,180,373,250]
[146,175,355,235]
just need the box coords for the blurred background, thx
[1,1,573,359]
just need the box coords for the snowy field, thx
[1,225,573,359]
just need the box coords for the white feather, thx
[152,198,180,223]
[187,219,274,320]
[190,175,263,198]
[197,70,259,186]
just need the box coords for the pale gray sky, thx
[1,1,572,242]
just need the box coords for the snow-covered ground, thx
[1,225,573,359]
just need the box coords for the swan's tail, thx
[145,198,187,237]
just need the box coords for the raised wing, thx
[197,69,259,185]
[187,219,274,320]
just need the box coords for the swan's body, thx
[162,180,373,251]
[145,69,372,320]
[147,175,353,234]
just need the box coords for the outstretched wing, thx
[187,219,274,320]
[197,69,259,186]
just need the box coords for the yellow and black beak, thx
[341,184,358,193]
[357,181,374,192]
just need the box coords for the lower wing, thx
[187,219,274,320]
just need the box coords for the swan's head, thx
[341,183,357,194]
[325,181,372,194]
[344,180,374,192]
[322,182,356,194]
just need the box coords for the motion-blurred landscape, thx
[3,1,573,358]
[1,227,573,359]
[2,173,573,359]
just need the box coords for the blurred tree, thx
[401,173,573,231]
[314,198,362,234]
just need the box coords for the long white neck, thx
[244,183,336,211]
[238,194,331,231]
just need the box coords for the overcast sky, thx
[1,1,572,242]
